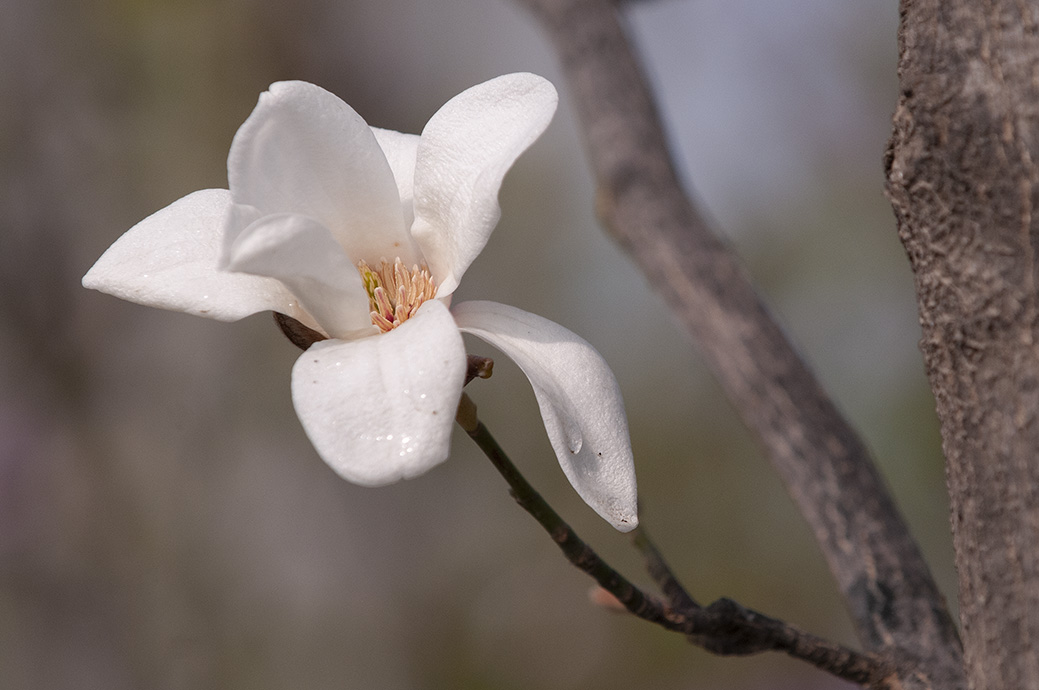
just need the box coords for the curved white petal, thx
[227,81,420,265]
[292,300,466,486]
[224,213,373,339]
[371,127,420,229]
[222,201,263,259]
[453,301,638,532]
[82,189,301,321]
[411,74,558,295]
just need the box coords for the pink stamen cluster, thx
[358,258,438,332]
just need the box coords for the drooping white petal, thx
[371,127,420,229]
[224,213,374,339]
[82,189,301,321]
[227,81,420,265]
[453,300,638,532]
[292,300,466,486]
[411,73,558,295]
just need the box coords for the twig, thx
[457,394,675,627]
[458,395,891,687]
[630,526,698,611]
[511,0,961,684]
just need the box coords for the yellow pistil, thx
[357,258,438,332]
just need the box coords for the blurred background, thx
[0,0,954,688]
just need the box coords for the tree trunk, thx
[886,2,1039,688]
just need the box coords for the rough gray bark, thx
[886,1,1039,688]
[516,0,965,687]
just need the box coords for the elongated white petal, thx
[371,127,420,228]
[453,301,638,531]
[411,74,558,295]
[227,81,420,265]
[82,189,301,321]
[224,213,373,339]
[292,300,466,485]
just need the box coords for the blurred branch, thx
[512,0,963,687]
[457,395,891,687]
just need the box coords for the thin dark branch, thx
[511,0,962,685]
[459,400,891,687]
[459,399,676,628]
[631,526,698,611]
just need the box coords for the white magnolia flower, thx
[83,73,638,531]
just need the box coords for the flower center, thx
[357,258,438,333]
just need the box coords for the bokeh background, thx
[0,0,955,688]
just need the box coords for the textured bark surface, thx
[517,0,964,687]
[885,1,1039,688]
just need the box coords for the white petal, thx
[371,127,420,228]
[82,189,300,321]
[453,301,638,532]
[227,81,421,265]
[411,74,558,295]
[224,213,373,339]
[291,300,466,486]
[222,200,263,259]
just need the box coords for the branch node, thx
[465,354,494,385]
